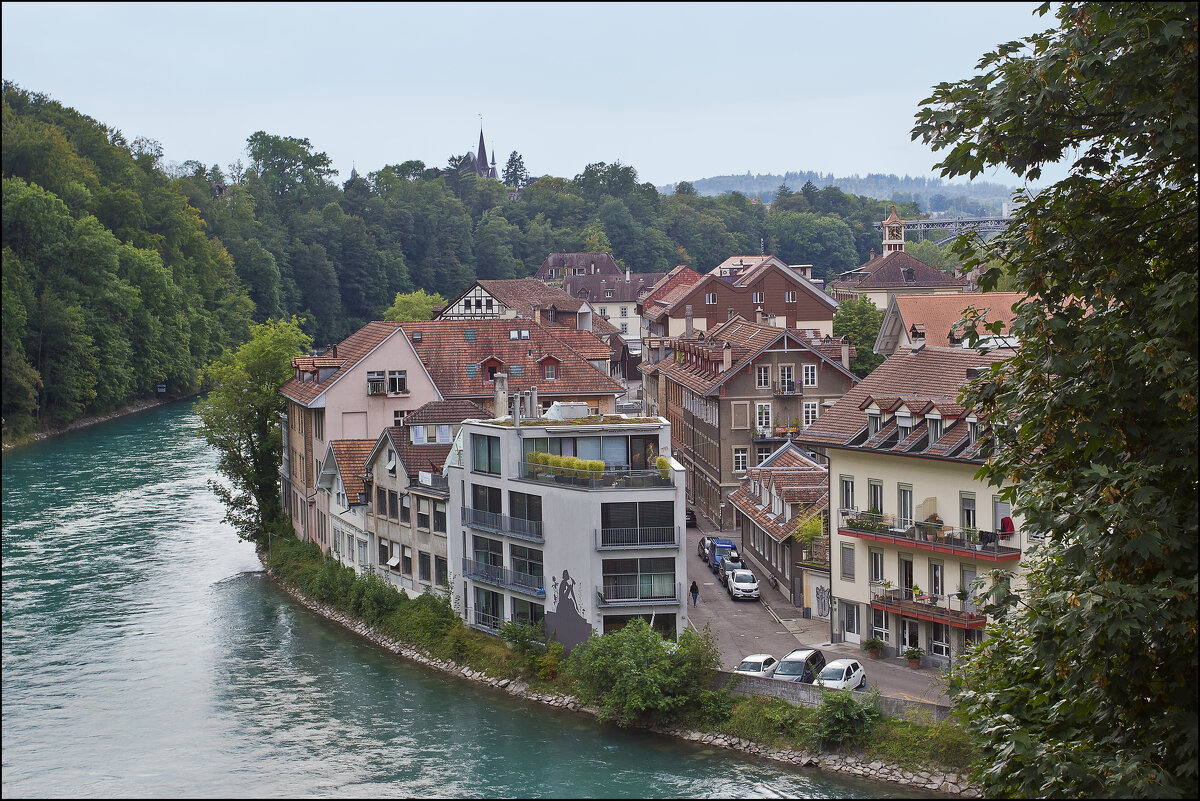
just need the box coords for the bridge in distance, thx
[876,216,1012,246]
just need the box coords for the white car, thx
[733,653,778,678]
[727,569,760,600]
[815,658,866,690]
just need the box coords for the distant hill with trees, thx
[657,171,1017,217]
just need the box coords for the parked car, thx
[727,569,760,600]
[719,554,746,587]
[685,507,698,527]
[772,648,826,683]
[733,653,778,678]
[815,658,866,690]
[697,535,714,563]
[709,538,738,574]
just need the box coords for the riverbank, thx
[260,554,981,797]
[1,396,191,452]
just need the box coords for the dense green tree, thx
[674,180,696,196]
[1,249,41,433]
[832,296,885,377]
[904,239,963,275]
[196,317,311,544]
[382,289,447,322]
[764,210,858,279]
[502,151,528,188]
[473,211,524,279]
[245,131,335,202]
[912,3,1198,797]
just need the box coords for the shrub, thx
[811,688,882,748]
[360,572,402,625]
[536,640,564,681]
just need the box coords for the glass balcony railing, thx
[596,580,680,606]
[517,461,674,490]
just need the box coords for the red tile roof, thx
[797,346,1010,461]
[891,292,1025,347]
[281,321,401,405]
[475,278,588,314]
[329,439,375,502]
[641,266,705,323]
[565,273,666,303]
[385,427,454,476]
[728,444,829,543]
[829,251,967,291]
[535,252,621,279]
[398,319,623,399]
[403,399,489,424]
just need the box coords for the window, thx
[598,307,607,316]
[436,424,452,444]
[753,291,764,303]
[413,425,427,444]
[416,497,430,529]
[472,434,501,474]
[418,551,432,582]
[898,484,913,528]
[803,401,819,428]
[388,370,407,394]
[393,410,406,426]
[930,561,945,597]
[869,548,884,583]
[346,536,355,563]
[509,491,543,525]
[778,365,793,389]
[803,364,817,387]
[387,448,397,474]
[900,554,914,593]
[756,446,771,465]
[841,602,860,635]
[897,413,913,439]
[376,487,386,516]
[961,493,976,529]
[435,555,448,587]
[931,623,950,657]
[473,483,502,515]
[755,402,772,430]
[620,322,628,334]
[872,608,889,642]
[543,362,557,380]
[511,544,544,584]
[840,542,855,579]
[378,538,389,566]
[967,420,979,444]
[927,416,943,441]
[867,480,883,514]
[511,598,545,626]
[367,370,386,395]
[387,490,399,520]
[901,618,919,649]
[401,545,413,575]
[756,366,770,389]
[601,557,675,601]
[840,476,854,511]
[400,494,410,523]
[867,412,882,435]
[357,539,368,567]
[433,501,446,533]
[605,288,614,298]
[619,306,628,317]
[312,409,324,441]
[784,290,796,303]
[733,448,748,472]
[485,298,493,311]
[705,292,717,305]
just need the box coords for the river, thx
[2,400,915,797]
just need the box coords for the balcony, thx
[471,607,504,632]
[838,509,1021,562]
[596,526,679,549]
[367,379,387,395]
[773,380,801,396]
[412,472,450,496]
[461,506,544,543]
[869,583,987,630]
[596,580,681,607]
[517,461,674,490]
[462,558,547,597]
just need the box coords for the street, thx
[684,509,950,706]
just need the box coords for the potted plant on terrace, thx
[862,637,886,659]
[964,527,981,550]
[655,455,672,483]
[903,646,924,668]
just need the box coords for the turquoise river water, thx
[2,400,923,797]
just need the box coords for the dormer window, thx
[605,289,613,298]
[867,412,882,435]
[896,414,913,439]
[927,416,943,441]
[967,420,980,444]
[543,362,557,380]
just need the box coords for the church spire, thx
[477,128,488,178]
[882,204,906,254]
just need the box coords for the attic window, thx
[927,416,943,441]
[867,412,882,435]
[411,331,422,343]
[510,329,520,340]
[464,329,477,342]
[605,289,613,298]
[508,365,524,376]
[520,329,530,340]
[466,364,479,378]
[896,413,913,439]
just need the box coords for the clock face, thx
[888,225,903,240]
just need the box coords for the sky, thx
[2,2,1065,191]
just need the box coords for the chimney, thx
[869,248,875,260]
[529,385,539,417]
[685,305,694,337]
[626,267,631,282]
[755,307,765,324]
[494,373,509,417]
[841,336,851,369]
[723,341,732,372]
[331,344,337,358]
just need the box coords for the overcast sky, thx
[2,2,1062,190]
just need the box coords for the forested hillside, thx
[2,83,925,437]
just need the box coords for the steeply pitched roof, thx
[535,252,621,278]
[797,346,1009,461]
[641,266,705,323]
[564,272,666,303]
[649,316,858,396]
[396,319,624,398]
[828,251,967,292]
[281,321,404,405]
[329,439,376,502]
[469,278,587,315]
[881,292,1025,350]
[727,443,829,543]
[543,323,615,360]
[386,427,454,476]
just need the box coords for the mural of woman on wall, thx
[547,568,591,653]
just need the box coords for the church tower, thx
[882,205,905,254]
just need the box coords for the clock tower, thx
[882,205,905,254]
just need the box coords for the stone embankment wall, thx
[263,565,980,797]
[714,672,953,723]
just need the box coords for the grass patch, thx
[859,714,973,772]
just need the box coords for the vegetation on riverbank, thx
[263,533,971,775]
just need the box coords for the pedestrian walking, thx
[689,580,699,606]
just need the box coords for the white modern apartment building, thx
[445,398,688,650]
